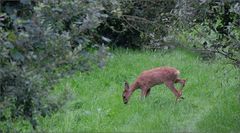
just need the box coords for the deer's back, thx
[136,67,179,88]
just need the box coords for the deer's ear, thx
[124,81,129,90]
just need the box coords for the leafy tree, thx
[0,0,114,131]
[173,0,240,64]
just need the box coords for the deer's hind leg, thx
[164,81,183,102]
[175,78,186,90]
[165,81,181,97]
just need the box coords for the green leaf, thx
[20,0,31,5]
[10,50,25,62]
[7,31,17,42]
[3,42,14,49]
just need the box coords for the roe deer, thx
[122,66,186,104]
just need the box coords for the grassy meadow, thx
[37,49,240,132]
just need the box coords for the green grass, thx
[37,49,240,132]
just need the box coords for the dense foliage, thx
[98,0,177,48]
[173,0,240,64]
[0,0,113,131]
[99,0,240,64]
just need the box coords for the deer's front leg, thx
[146,88,151,97]
[175,78,186,90]
[141,90,147,99]
[140,87,150,99]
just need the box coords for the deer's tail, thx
[175,70,180,75]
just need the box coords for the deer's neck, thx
[130,81,139,92]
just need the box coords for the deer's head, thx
[122,81,131,104]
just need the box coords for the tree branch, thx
[122,15,156,24]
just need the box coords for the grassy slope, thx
[37,49,240,132]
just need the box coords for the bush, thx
[172,0,240,65]
[97,0,177,49]
[0,0,113,131]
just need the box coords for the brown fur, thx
[122,66,186,104]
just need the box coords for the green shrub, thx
[97,0,177,49]
[172,1,240,65]
[0,0,114,131]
